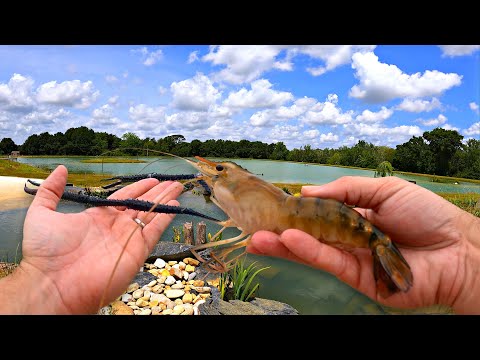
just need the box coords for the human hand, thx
[1,165,183,314]
[247,176,480,314]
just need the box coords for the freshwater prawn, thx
[181,155,414,296]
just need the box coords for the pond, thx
[3,156,479,314]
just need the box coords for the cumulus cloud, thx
[464,122,480,136]
[249,96,317,126]
[397,97,442,112]
[132,47,163,66]
[224,79,293,109]
[319,132,339,143]
[201,45,377,84]
[418,114,447,126]
[202,45,286,84]
[23,108,70,125]
[270,125,301,141]
[441,123,459,132]
[36,79,100,109]
[300,94,353,125]
[301,45,376,76]
[470,102,479,114]
[438,45,480,57]
[165,112,212,130]
[303,129,320,139]
[343,122,423,146]
[129,104,166,130]
[0,73,36,111]
[349,52,462,103]
[356,106,393,123]
[158,86,167,96]
[171,73,221,111]
[88,104,122,127]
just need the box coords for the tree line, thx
[1,126,479,180]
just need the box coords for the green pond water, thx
[2,156,478,314]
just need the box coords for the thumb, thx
[30,165,68,211]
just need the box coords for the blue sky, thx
[0,45,479,149]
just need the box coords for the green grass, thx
[438,192,480,217]
[219,257,270,302]
[80,158,146,163]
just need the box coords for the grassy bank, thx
[80,158,146,163]
[0,160,111,187]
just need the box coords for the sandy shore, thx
[0,176,44,211]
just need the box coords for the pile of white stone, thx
[110,257,212,315]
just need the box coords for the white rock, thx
[139,309,152,315]
[166,300,176,310]
[142,290,152,300]
[151,293,169,304]
[172,263,180,270]
[193,286,211,293]
[165,276,176,286]
[147,280,158,287]
[121,293,133,302]
[133,309,142,315]
[173,305,185,314]
[181,307,194,315]
[132,289,144,299]
[188,272,196,281]
[151,306,162,315]
[165,289,185,299]
[178,262,186,270]
[129,305,140,310]
[183,271,189,280]
[126,283,140,293]
[193,307,199,315]
[157,276,166,284]
[154,258,166,269]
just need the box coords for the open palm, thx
[248,176,478,313]
[21,165,183,314]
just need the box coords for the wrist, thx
[0,261,68,314]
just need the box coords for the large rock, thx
[249,298,299,315]
[146,242,212,263]
[131,272,157,287]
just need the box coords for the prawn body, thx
[192,157,413,295]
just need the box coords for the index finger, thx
[301,176,408,210]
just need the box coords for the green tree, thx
[393,136,435,174]
[423,128,464,176]
[374,161,394,177]
[120,132,143,155]
[270,142,289,160]
[450,139,480,180]
[64,126,96,155]
[0,138,18,154]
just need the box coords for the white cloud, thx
[171,73,221,111]
[319,132,339,143]
[201,45,377,84]
[202,45,286,84]
[105,75,118,84]
[23,108,70,124]
[248,96,317,127]
[132,47,163,66]
[270,125,301,141]
[108,95,119,105]
[36,79,100,109]
[223,79,293,109]
[89,104,121,126]
[300,94,353,125]
[303,129,320,139]
[469,102,479,114]
[439,45,480,57]
[397,97,442,113]
[441,123,459,132]
[343,122,423,146]
[0,73,36,111]
[188,51,199,64]
[464,122,480,136]
[129,104,166,130]
[301,45,376,76]
[356,106,393,123]
[349,52,462,103]
[165,112,212,130]
[418,114,447,126]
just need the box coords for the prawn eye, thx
[216,164,224,172]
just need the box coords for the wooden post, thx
[183,222,194,245]
[196,221,206,245]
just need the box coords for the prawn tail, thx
[372,240,413,297]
